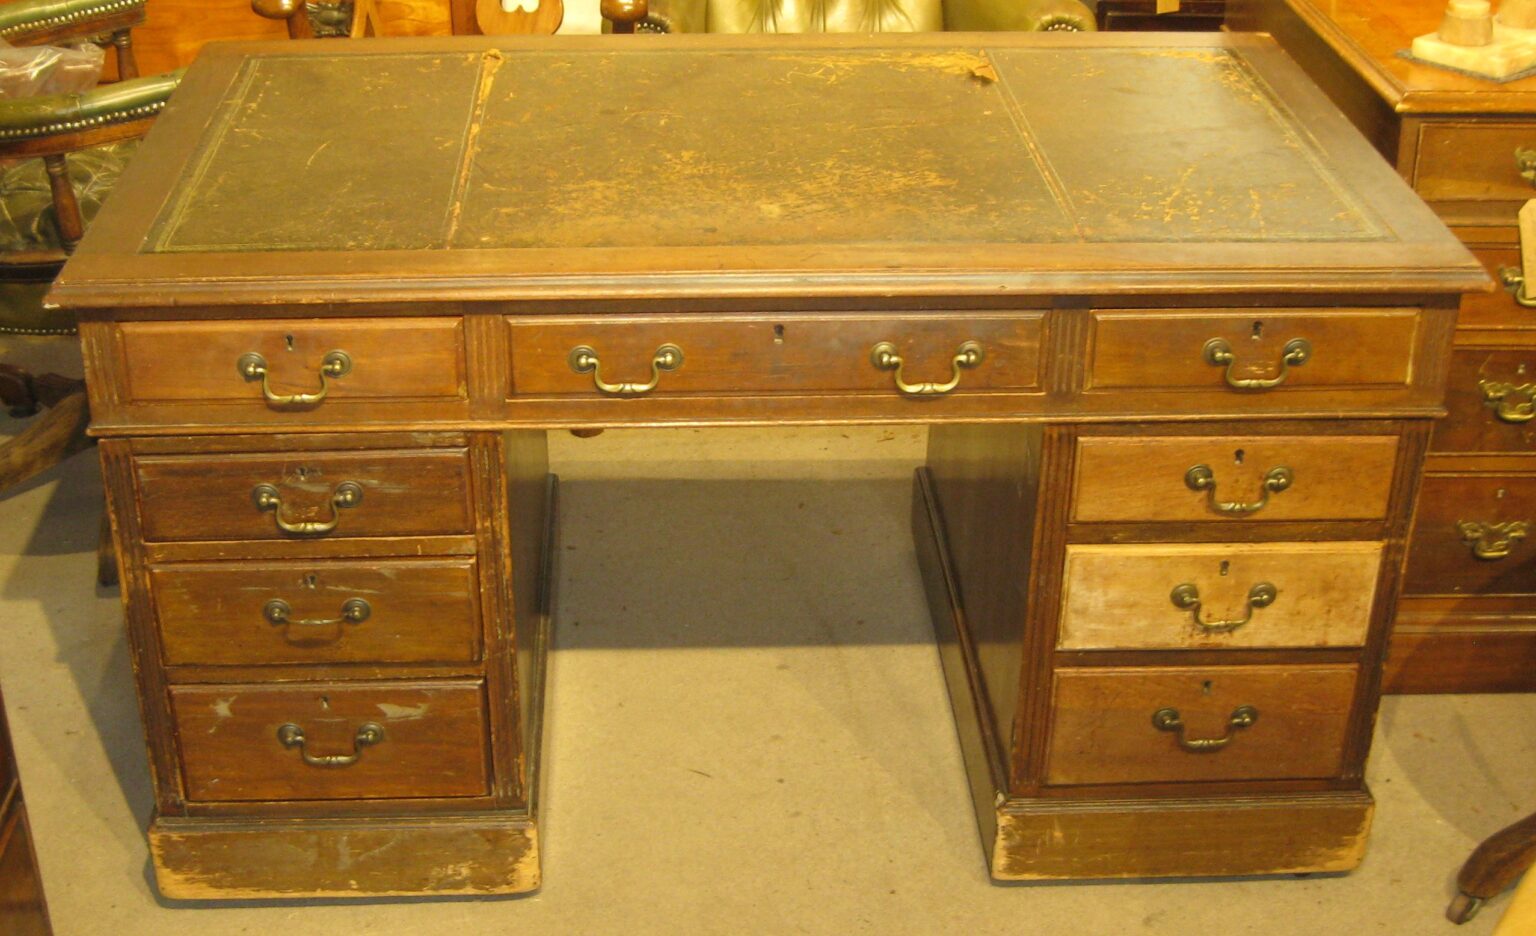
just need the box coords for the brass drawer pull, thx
[251,480,363,535]
[870,340,984,396]
[263,597,371,643]
[1184,464,1293,516]
[238,350,352,407]
[568,344,683,395]
[1152,705,1258,752]
[276,722,384,768]
[1458,520,1530,561]
[1169,582,1277,633]
[1202,337,1311,390]
[1479,379,1536,423]
[1498,266,1536,308]
[1517,146,1536,187]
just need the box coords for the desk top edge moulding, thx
[51,32,1484,900]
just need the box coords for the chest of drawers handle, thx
[568,343,683,395]
[1479,379,1536,423]
[1168,581,1277,633]
[1184,464,1293,516]
[262,597,371,643]
[1152,705,1258,752]
[1202,337,1311,390]
[869,340,984,396]
[238,350,352,408]
[276,721,385,768]
[1458,519,1530,560]
[251,480,364,535]
[1516,147,1536,187]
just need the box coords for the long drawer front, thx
[149,558,483,666]
[170,681,491,803]
[507,314,1045,397]
[134,448,475,543]
[1044,665,1359,786]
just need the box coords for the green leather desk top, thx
[51,33,1484,308]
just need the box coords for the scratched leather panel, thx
[149,51,484,253]
[990,47,1385,243]
[454,49,1070,249]
[144,46,1381,254]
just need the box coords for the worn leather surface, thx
[147,47,1382,255]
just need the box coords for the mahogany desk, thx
[48,33,1483,899]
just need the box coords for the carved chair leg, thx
[0,388,91,491]
[1448,810,1536,923]
[97,509,117,587]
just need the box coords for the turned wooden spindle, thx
[601,0,648,33]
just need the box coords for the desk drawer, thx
[149,558,482,667]
[1086,309,1419,393]
[1413,121,1536,220]
[1058,542,1382,650]
[1404,473,1536,596]
[134,448,474,543]
[117,318,467,410]
[1044,664,1358,786]
[1457,248,1533,333]
[506,314,1043,398]
[1434,349,1536,454]
[1071,434,1399,524]
[171,681,490,803]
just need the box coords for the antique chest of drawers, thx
[1232,0,1536,693]
[50,34,1482,897]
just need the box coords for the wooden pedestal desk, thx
[49,33,1484,899]
[1230,0,1536,694]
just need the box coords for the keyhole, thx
[1202,680,1214,696]
[302,573,318,590]
[1234,449,1245,465]
[320,695,330,710]
[1498,488,1508,500]
[1251,321,1264,340]
[284,334,295,351]
[1219,560,1230,576]
[773,324,785,344]
[1520,363,1529,376]
[296,466,310,480]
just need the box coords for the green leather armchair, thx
[603,0,1096,35]
[0,0,179,583]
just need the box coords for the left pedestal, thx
[98,430,554,900]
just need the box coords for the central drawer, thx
[1071,434,1400,524]
[1058,542,1382,650]
[133,448,474,543]
[1045,664,1359,786]
[149,558,482,666]
[170,681,490,802]
[506,314,1044,397]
